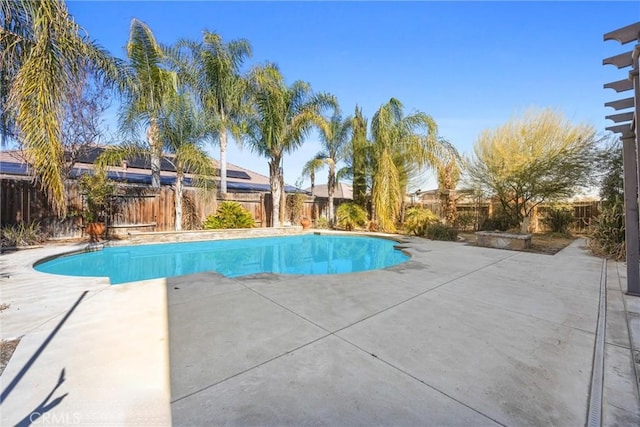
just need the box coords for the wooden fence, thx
[1,178,329,238]
[0,177,602,238]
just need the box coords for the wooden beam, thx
[604,78,634,93]
[604,22,640,45]
[603,51,633,68]
[606,111,635,123]
[605,97,635,110]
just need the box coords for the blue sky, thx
[66,0,639,191]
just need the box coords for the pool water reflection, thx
[35,234,409,284]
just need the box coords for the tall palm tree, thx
[120,18,176,189]
[370,98,454,232]
[245,64,334,227]
[159,91,215,230]
[177,32,252,195]
[301,155,325,196]
[1,0,121,214]
[316,111,351,225]
[436,144,461,225]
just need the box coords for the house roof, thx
[0,148,303,193]
[306,182,353,199]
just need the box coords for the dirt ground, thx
[0,339,20,376]
[458,232,577,255]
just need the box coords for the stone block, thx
[475,231,532,251]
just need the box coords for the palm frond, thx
[5,0,122,214]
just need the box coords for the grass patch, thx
[1,338,20,376]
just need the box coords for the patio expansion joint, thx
[330,251,522,336]
[332,333,507,427]
[605,341,632,351]
[169,332,333,404]
[437,287,597,338]
[170,253,521,409]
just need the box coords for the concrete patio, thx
[1,235,638,425]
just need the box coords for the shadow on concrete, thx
[14,368,68,427]
[0,290,88,404]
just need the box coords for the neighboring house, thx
[0,147,302,233]
[0,147,298,193]
[305,182,353,222]
[307,182,353,200]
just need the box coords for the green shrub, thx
[589,201,625,260]
[425,223,458,241]
[1,222,44,247]
[336,203,368,231]
[315,217,330,229]
[454,211,475,230]
[542,205,574,234]
[480,209,519,232]
[203,202,254,229]
[404,207,438,236]
[77,170,115,222]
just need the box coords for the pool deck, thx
[1,234,639,425]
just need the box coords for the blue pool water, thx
[35,234,409,284]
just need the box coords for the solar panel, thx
[0,162,29,176]
[225,169,251,180]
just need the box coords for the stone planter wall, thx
[475,231,532,250]
[123,226,304,245]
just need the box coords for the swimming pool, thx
[35,234,409,284]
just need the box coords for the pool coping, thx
[31,229,410,285]
[3,235,637,425]
[0,229,412,426]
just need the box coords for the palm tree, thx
[177,32,252,195]
[436,144,461,226]
[316,111,351,225]
[159,91,215,230]
[301,155,325,196]
[245,64,334,227]
[370,98,455,232]
[120,18,176,189]
[1,0,122,214]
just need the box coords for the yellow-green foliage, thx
[404,207,439,236]
[336,203,368,231]
[203,202,254,229]
[77,170,115,222]
[467,108,597,226]
[369,98,454,233]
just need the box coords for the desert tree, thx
[465,107,599,229]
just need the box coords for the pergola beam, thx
[604,22,640,45]
[605,97,635,110]
[604,21,640,297]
